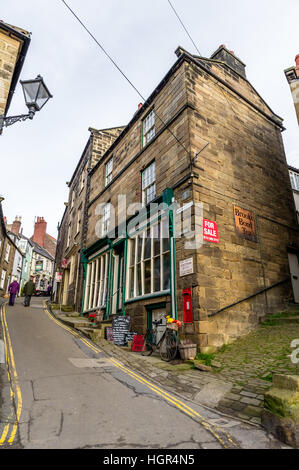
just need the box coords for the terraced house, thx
[67,45,298,352]
[55,126,124,310]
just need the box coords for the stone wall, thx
[184,59,298,351]
[0,28,22,115]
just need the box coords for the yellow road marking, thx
[0,303,22,446]
[43,302,238,449]
[110,358,237,448]
[43,303,101,354]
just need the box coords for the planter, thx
[179,343,197,361]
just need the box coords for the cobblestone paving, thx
[53,307,299,426]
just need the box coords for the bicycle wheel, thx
[159,330,178,362]
[141,330,154,356]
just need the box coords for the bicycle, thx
[141,315,179,362]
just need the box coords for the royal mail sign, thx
[203,219,219,243]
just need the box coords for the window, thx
[102,203,111,237]
[80,170,85,192]
[0,269,6,289]
[142,161,156,205]
[5,244,10,262]
[290,171,299,191]
[142,109,155,146]
[76,206,82,234]
[84,253,109,311]
[70,190,75,209]
[105,158,113,186]
[126,218,170,300]
[67,222,71,247]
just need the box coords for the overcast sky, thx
[1,0,299,239]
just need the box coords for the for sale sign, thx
[203,219,219,243]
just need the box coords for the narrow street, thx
[0,298,287,450]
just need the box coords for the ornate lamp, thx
[0,75,52,131]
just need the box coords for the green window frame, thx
[126,218,170,301]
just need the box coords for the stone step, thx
[60,317,91,328]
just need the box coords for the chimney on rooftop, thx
[210,44,246,78]
[11,216,22,235]
[33,216,47,247]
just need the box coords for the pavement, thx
[49,303,299,430]
[1,297,291,449]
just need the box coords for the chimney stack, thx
[11,216,22,235]
[33,216,47,247]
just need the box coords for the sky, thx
[1,0,299,239]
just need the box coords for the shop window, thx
[126,218,170,300]
[84,252,109,311]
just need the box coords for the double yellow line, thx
[43,303,238,449]
[43,302,102,355]
[0,303,22,446]
[110,358,238,449]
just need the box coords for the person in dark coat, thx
[23,277,35,307]
[8,280,20,306]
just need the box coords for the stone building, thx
[0,207,23,295]
[31,217,57,258]
[0,20,31,132]
[80,44,298,352]
[55,126,125,309]
[284,54,299,125]
[30,241,54,293]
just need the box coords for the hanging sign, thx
[62,258,68,268]
[35,260,43,271]
[234,206,257,242]
[55,272,62,282]
[203,219,219,243]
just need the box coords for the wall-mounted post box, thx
[182,288,193,323]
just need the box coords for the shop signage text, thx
[203,219,219,243]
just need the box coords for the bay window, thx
[126,218,170,300]
[84,252,109,311]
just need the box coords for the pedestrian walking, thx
[8,279,20,306]
[23,277,35,307]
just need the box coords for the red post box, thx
[182,288,193,323]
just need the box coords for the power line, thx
[60,0,196,159]
[167,0,202,57]
[167,0,242,126]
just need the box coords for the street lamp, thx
[0,75,52,132]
